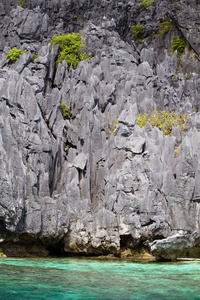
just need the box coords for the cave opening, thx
[47,240,66,257]
[120,234,136,249]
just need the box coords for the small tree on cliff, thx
[51,32,91,69]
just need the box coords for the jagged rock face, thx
[0,0,200,258]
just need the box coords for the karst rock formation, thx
[0,0,200,259]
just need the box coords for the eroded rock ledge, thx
[149,231,200,261]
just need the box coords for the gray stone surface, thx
[0,0,200,258]
[149,232,198,261]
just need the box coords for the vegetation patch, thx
[60,103,70,120]
[131,24,143,40]
[109,119,119,135]
[184,73,190,80]
[139,0,154,8]
[156,21,173,36]
[135,110,187,136]
[6,47,26,62]
[172,37,185,53]
[174,145,181,157]
[50,32,91,69]
[31,54,38,62]
[168,37,185,61]
[18,0,26,8]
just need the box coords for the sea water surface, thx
[0,257,200,299]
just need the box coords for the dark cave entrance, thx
[120,234,136,249]
[46,240,66,257]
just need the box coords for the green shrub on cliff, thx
[60,103,70,120]
[139,0,154,8]
[168,37,185,61]
[31,54,38,62]
[51,32,91,69]
[6,47,26,62]
[156,21,173,36]
[18,0,26,8]
[135,111,187,136]
[131,24,143,39]
[172,37,185,54]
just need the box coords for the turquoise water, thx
[0,258,200,299]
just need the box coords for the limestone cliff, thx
[0,0,200,258]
